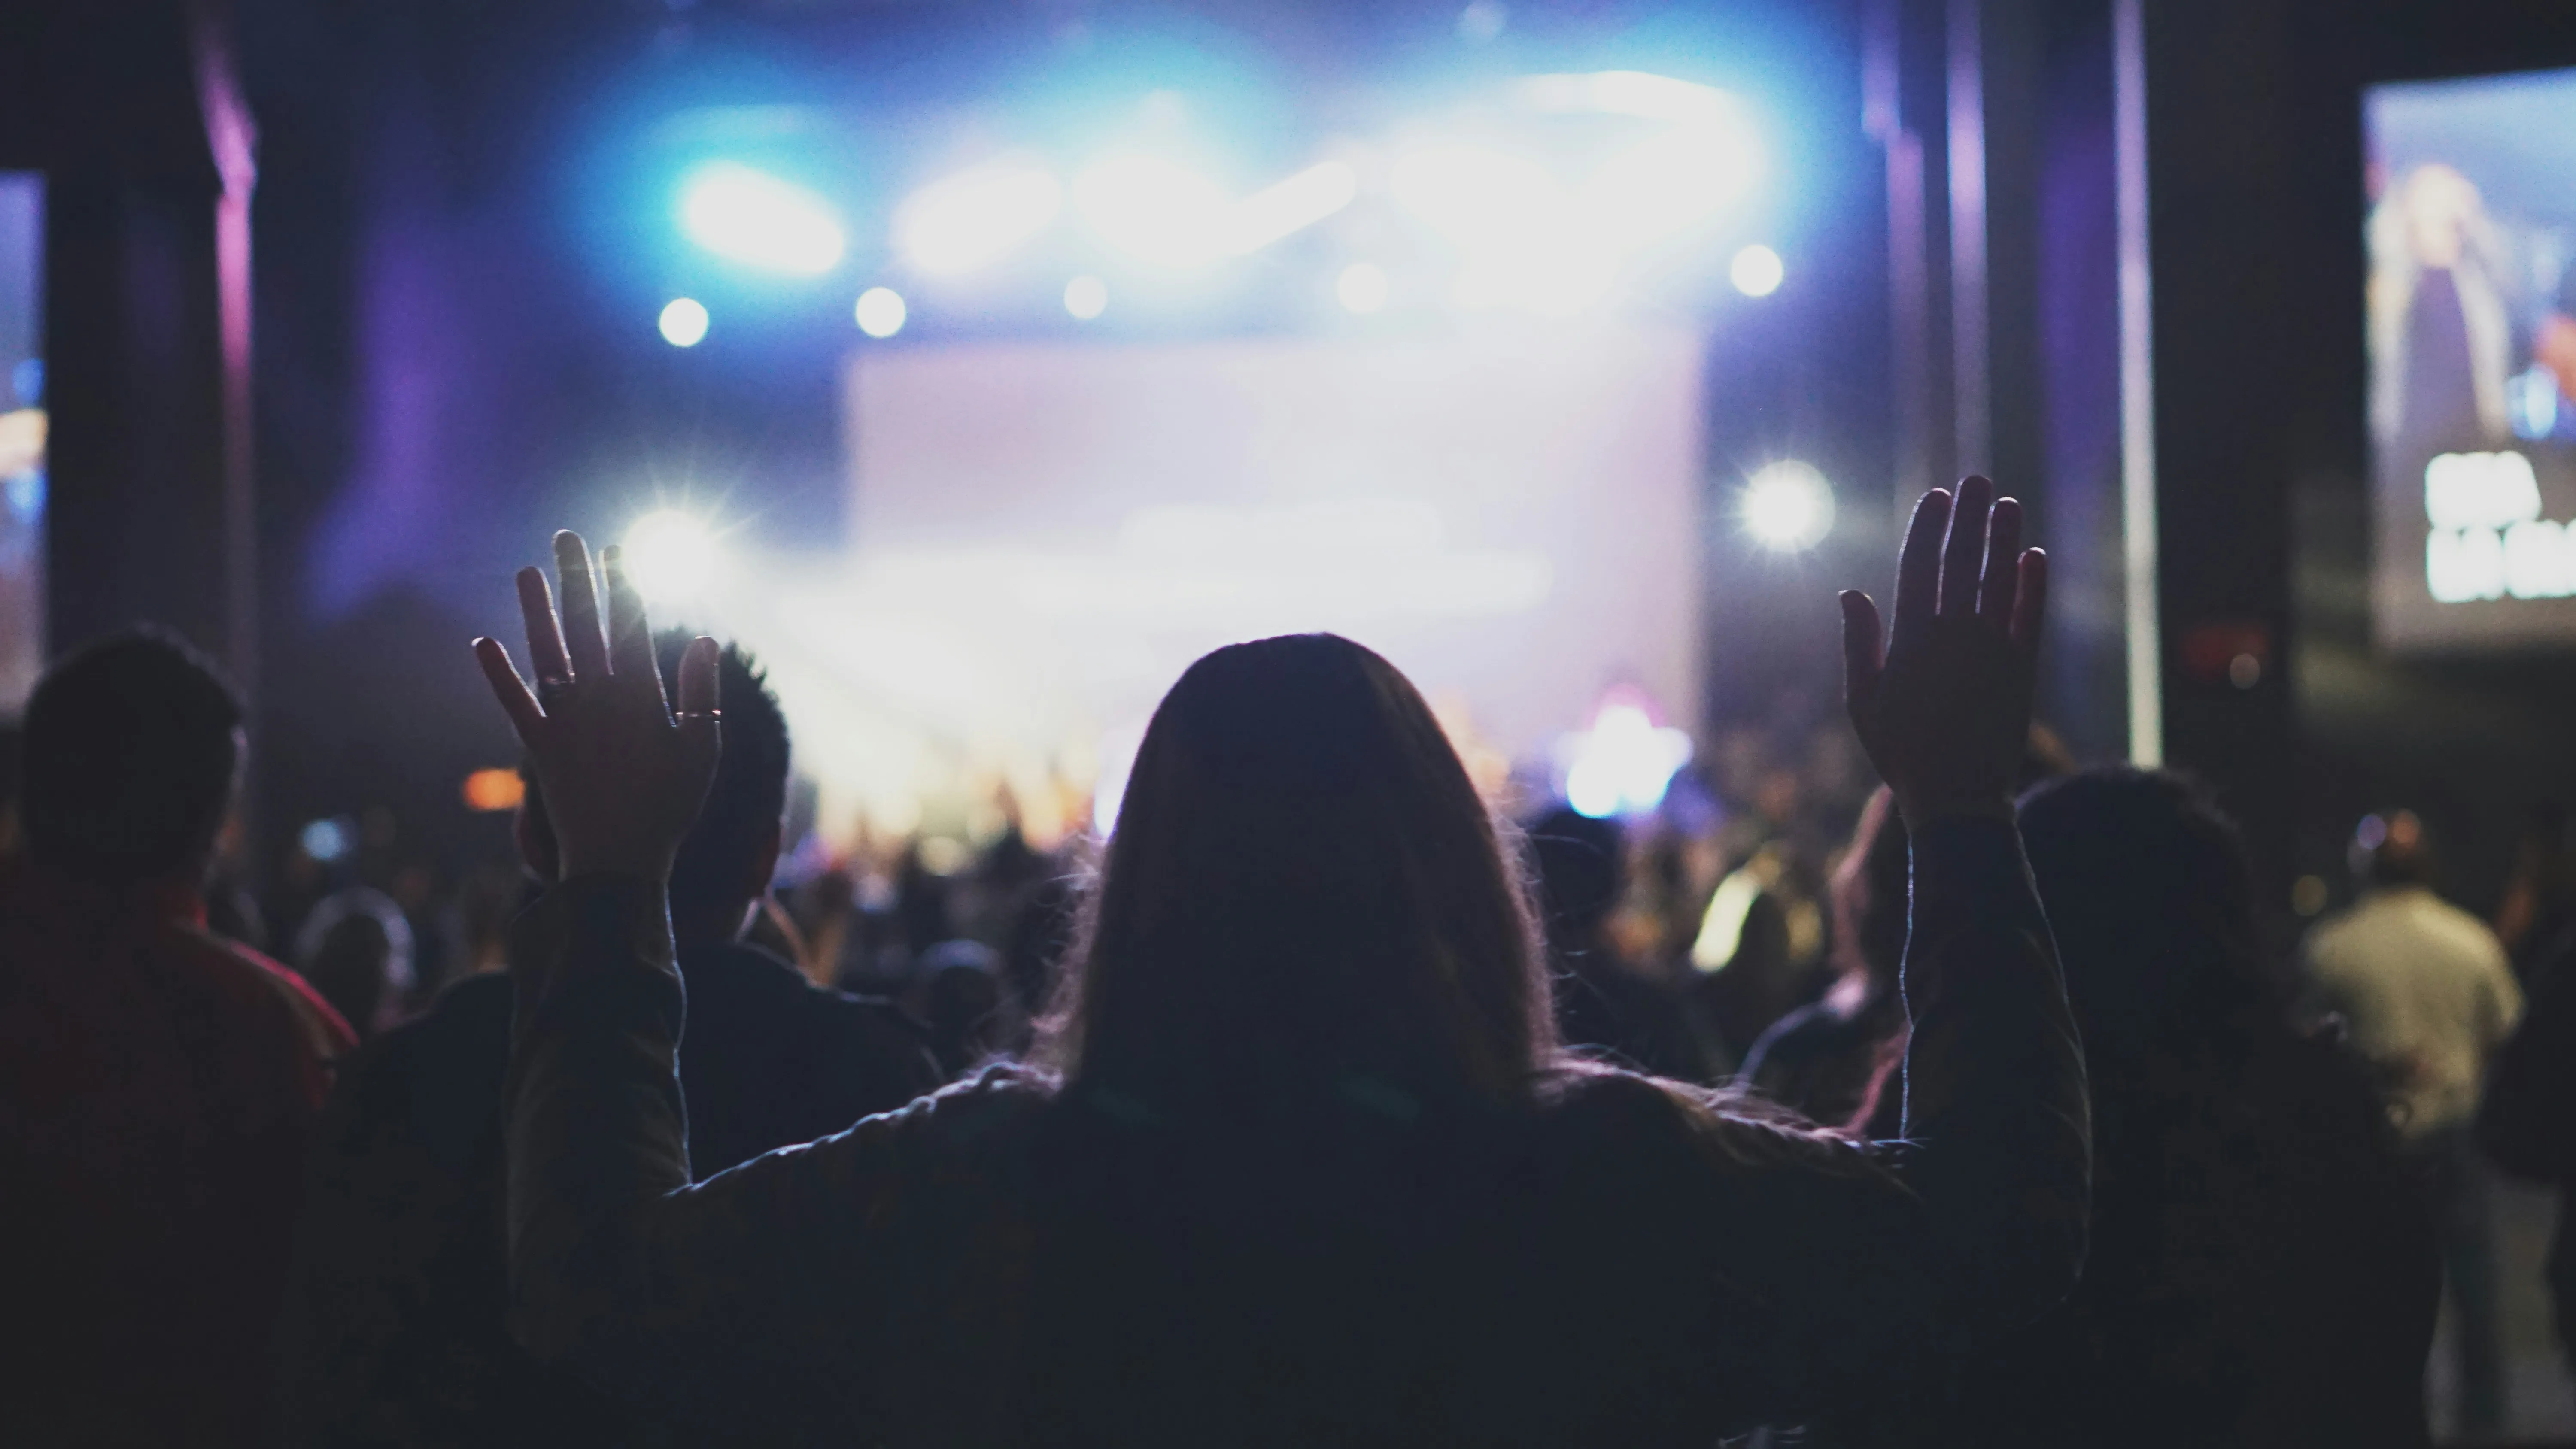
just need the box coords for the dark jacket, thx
[500,818,2090,1446]
[282,940,939,1447]
[1817,1028,2436,1448]
[0,859,354,1448]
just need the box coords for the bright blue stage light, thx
[678,162,846,276]
[659,297,710,346]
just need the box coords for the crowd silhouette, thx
[0,478,2558,1445]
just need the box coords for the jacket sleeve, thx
[1702,815,2090,1419]
[502,878,1027,1440]
[1879,814,2093,1331]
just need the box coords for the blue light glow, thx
[678,162,846,276]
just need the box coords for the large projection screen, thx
[2366,67,2576,651]
[736,328,1704,835]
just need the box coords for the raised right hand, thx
[1838,477,2048,829]
[471,530,723,884]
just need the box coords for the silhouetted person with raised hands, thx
[0,629,354,1447]
[474,484,2084,1445]
[281,631,937,1447]
[1819,770,2436,1447]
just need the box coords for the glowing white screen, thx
[734,328,1704,834]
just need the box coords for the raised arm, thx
[1717,481,2088,1420]
[474,536,945,1436]
[1841,479,2090,1337]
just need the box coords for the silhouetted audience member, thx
[1811,771,2437,1446]
[283,633,939,1447]
[1740,787,1911,1136]
[920,937,1013,1078]
[2496,801,2576,978]
[296,886,418,1039]
[478,488,2086,1444]
[1527,806,1716,1082]
[2301,809,2521,1437]
[0,629,355,1447]
[2476,921,2576,1384]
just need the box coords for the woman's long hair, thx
[1036,634,1555,1119]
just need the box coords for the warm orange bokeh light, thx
[462,767,525,813]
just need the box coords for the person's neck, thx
[33,859,207,920]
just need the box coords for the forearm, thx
[504,876,695,1364]
[1885,815,2091,1333]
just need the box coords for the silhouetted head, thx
[2018,768,2279,1059]
[20,629,243,887]
[1525,807,1625,955]
[2351,809,2438,890]
[1044,634,1549,1119]
[295,886,417,1038]
[520,631,790,947]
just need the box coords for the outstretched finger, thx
[554,531,610,679]
[1840,590,1885,708]
[1939,475,1994,617]
[675,635,721,716]
[674,635,723,767]
[516,568,571,686]
[1893,488,1952,637]
[474,637,545,743]
[2009,548,2050,655]
[1978,497,2024,629]
[601,545,662,700]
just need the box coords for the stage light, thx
[1741,460,1835,552]
[1337,262,1390,314]
[1517,70,1740,126]
[896,160,1063,275]
[1563,702,1692,819]
[1730,244,1784,297]
[1064,275,1109,319]
[1074,156,1230,267]
[677,162,845,276]
[1221,161,1359,254]
[623,509,723,605]
[658,297,710,347]
[1391,146,1555,246]
[855,287,908,338]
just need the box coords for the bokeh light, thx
[1730,243,1785,297]
[623,509,724,605]
[1740,460,1835,552]
[855,287,909,339]
[657,297,710,347]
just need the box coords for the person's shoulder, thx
[169,923,358,1062]
[815,1062,1054,1169]
[2406,893,2512,968]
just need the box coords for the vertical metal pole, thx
[1947,0,1990,480]
[2114,0,2163,765]
[1866,0,1934,527]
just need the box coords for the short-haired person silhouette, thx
[475,485,2086,1445]
[0,629,355,1447]
[1816,770,2438,1447]
[283,632,939,1447]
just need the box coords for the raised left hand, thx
[473,530,721,883]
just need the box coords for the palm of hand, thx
[1841,478,2048,828]
[473,531,722,884]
